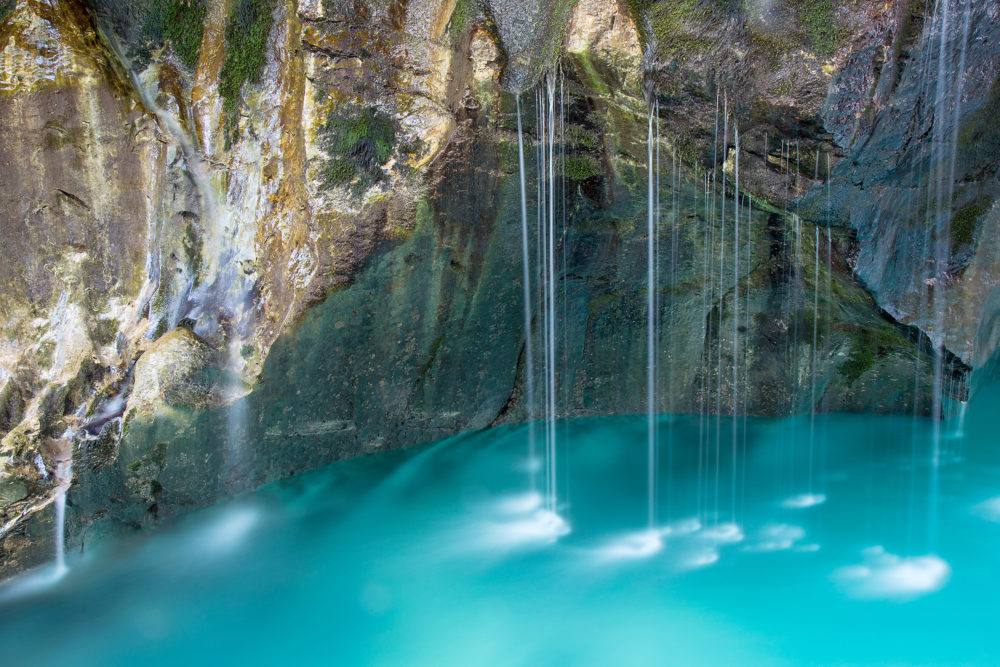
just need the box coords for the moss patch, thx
[959,75,1000,178]
[789,0,840,56]
[449,0,477,40]
[951,197,991,249]
[0,0,15,22]
[563,155,601,181]
[220,0,277,145]
[840,327,903,383]
[319,106,396,192]
[649,0,712,54]
[142,0,208,71]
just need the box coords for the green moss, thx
[566,124,600,150]
[959,76,1000,177]
[620,0,655,42]
[951,197,991,249]
[840,327,904,383]
[747,28,797,65]
[792,308,825,346]
[92,318,120,347]
[319,106,396,192]
[568,50,612,97]
[449,0,477,39]
[0,0,15,22]
[152,318,169,340]
[840,342,874,382]
[122,408,138,438]
[563,155,601,181]
[142,0,207,71]
[220,0,277,145]
[789,0,840,56]
[649,0,711,53]
[498,140,519,174]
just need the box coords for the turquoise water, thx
[2,407,999,666]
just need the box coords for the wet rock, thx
[0,476,27,505]
[128,329,214,416]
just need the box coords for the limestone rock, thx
[0,476,27,505]
[128,330,214,416]
[566,0,641,91]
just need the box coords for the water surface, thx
[2,408,998,666]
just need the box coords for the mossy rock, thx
[563,155,602,181]
[0,0,15,22]
[840,326,905,383]
[220,0,278,145]
[788,0,840,57]
[958,76,1000,178]
[142,0,208,71]
[951,197,991,249]
[318,106,396,193]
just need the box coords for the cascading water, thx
[52,434,73,578]
[731,125,740,521]
[544,73,558,515]
[53,463,71,577]
[809,226,820,497]
[500,74,569,541]
[515,95,537,484]
[646,95,658,530]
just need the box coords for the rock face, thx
[813,0,1000,368]
[0,0,993,577]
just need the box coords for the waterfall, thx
[809,225,820,495]
[53,446,72,577]
[715,96,728,523]
[742,194,753,517]
[646,96,658,529]
[516,95,537,485]
[545,74,557,514]
[53,490,67,576]
[698,171,708,521]
[731,126,740,521]
[529,74,563,517]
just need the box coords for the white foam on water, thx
[781,493,827,509]
[701,523,744,544]
[834,546,951,600]
[743,524,805,553]
[0,559,69,605]
[478,509,571,550]
[495,491,543,515]
[682,548,720,570]
[660,517,702,537]
[972,496,1000,523]
[198,506,260,556]
[591,529,664,563]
